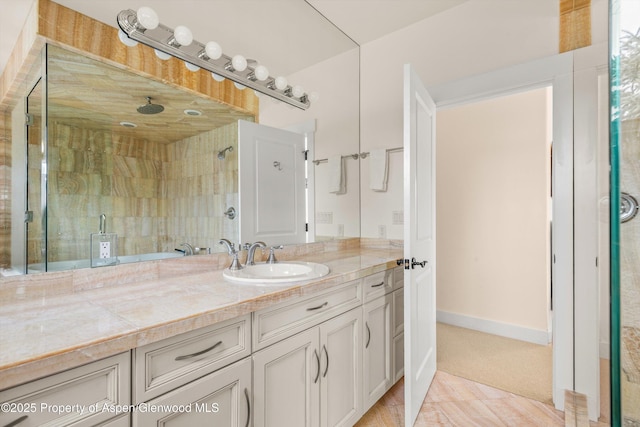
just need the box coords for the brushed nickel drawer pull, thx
[365,322,371,349]
[175,340,223,361]
[371,281,385,288]
[4,415,28,427]
[244,387,251,427]
[306,302,328,311]
[313,349,321,383]
[322,345,329,378]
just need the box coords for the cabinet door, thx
[253,328,320,427]
[319,308,362,427]
[133,357,251,427]
[362,294,392,411]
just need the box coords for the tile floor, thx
[355,370,611,426]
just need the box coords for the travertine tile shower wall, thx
[42,120,238,263]
[46,121,168,261]
[165,121,239,253]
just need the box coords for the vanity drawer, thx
[363,270,394,302]
[253,280,362,350]
[134,314,250,403]
[0,352,130,427]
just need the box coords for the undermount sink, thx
[222,261,330,285]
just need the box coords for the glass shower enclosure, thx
[610,0,640,425]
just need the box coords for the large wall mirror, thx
[2,1,360,276]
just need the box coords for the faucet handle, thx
[266,245,283,264]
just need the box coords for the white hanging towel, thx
[369,149,388,192]
[328,155,346,194]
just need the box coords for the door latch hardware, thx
[398,258,428,269]
[411,257,427,269]
[24,211,34,223]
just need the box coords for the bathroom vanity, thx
[0,241,403,427]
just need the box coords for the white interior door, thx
[238,120,306,245]
[403,64,437,426]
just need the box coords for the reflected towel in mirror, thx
[369,149,388,192]
[328,155,346,194]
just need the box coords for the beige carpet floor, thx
[436,322,553,404]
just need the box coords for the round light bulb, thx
[292,85,305,98]
[136,6,159,30]
[211,73,225,82]
[118,29,138,47]
[205,41,222,60]
[185,62,200,72]
[274,76,288,91]
[254,65,269,81]
[154,49,171,60]
[173,25,193,46]
[231,55,247,72]
[309,91,320,102]
[234,82,246,90]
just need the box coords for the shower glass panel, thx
[610,0,640,424]
[26,77,44,272]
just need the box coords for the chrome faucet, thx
[246,241,266,265]
[179,243,194,256]
[219,239,243,270]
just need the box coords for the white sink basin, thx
[222,261,330,285]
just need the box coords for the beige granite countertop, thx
[0,239,402,390]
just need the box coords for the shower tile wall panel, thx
[26,117,43,265]
[165,122,239,253]
[43,121,239,263]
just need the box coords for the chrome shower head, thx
[137,97,164,114]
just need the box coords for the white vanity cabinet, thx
[362,288,393,410]
[0,352,131,427]
[252,280,363,427]
[133,314,251,403]
[132,314,251,427]
[391,267,405,383]
[362,268,403,411]
[132,357,251,427]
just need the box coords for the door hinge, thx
[25,211,34,223]
[305,223,309,232]
[303,150,309,160]
[25,113,34,126]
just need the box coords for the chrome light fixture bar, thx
[117,8,311,110]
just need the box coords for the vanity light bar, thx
[116,9,311,110]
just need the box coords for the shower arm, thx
[218,146,233,160]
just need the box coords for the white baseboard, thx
[437,310,551,345]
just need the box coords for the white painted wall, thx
[359,0,608,239]
[436,88,551,338]
[259,48,361,239]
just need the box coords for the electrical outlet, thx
[378,225,386,238]
[100,242,111,259]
